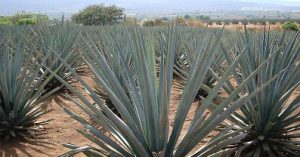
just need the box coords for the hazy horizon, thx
[1,0,300,17]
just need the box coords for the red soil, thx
[0,75,299,157]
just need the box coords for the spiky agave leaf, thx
[173,27,231,99]
[86,26,135,115]
[220,27,300,156]
[33,22,84,94]
[0,40,53,141]
[0,25,37,54]
[48,25,279,157]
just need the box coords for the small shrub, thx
[142,20,155,27]
[207,21,213,25]
[0,18,12,25]
[17,18,37,25]
[176,17,186,25]
[282,22,298,31]
[232,20,239,25]
[186,19,204,28]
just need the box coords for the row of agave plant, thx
[0,22,84,140]
[0,23,299,157]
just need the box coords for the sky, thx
[0,0,300,16]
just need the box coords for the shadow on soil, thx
[0,135,56,157]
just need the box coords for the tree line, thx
[0,4,298,31]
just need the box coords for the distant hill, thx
[1,0,300,18]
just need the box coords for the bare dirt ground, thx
[0,95,90,157]
[0,74,96,157]
[0,75,299,157]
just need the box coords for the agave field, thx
[0,22,299,157]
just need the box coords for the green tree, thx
[0,12,48,25]
[71,4,124,25]
[196,15,210,21]
[175,17,186,25]
[8,12,48,24]
[17,18,38,25]
[282,22,298,31]
[0,17,12,25]
[184,14,191,20]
